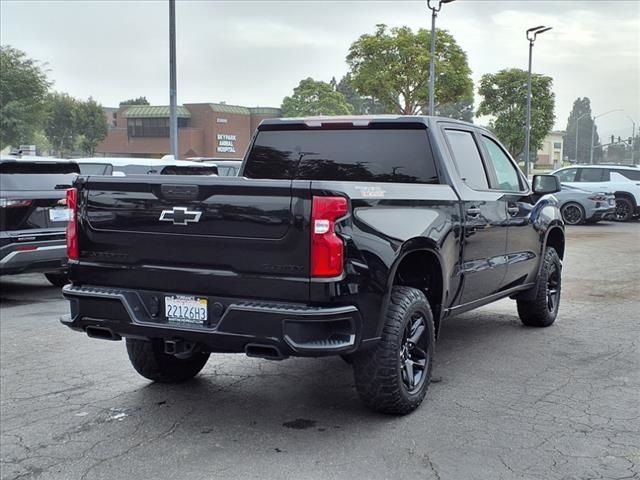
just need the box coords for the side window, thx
[615,169,640,181]
[444,130,489,190]
[555,168,577,182]
[578,168,605,182]
[481,136,522,191]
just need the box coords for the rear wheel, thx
[44,272,68,288]
[560,202,584,225]
[614,197,633,222]
[352,286,435,415]
[126,338,210,383]
[517,247,561,327]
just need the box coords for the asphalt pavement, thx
[1,221,639,480]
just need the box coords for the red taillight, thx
[311,196,348,277]
[66,188,78,260]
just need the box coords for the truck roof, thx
[258,115,477,130]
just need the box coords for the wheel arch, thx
[544,226,565,260]
[383,247,446,338]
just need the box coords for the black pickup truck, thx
[62,116,565,415]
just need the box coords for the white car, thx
[73,157,219,176]
[551,165,640,222]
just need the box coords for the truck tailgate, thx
[74,175,312,301]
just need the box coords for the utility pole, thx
[524,25,552,178]
[627,116,636,164]
[169,0,178,158]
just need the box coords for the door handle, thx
[466,207,481,216]
[508,206,520,216]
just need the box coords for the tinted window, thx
[0,162,79,191]
[614,169,640,181]
[578,168,605,182]
[245,129,439,184]
[481,136,523,191]
[445,130,488,190]
[555,168,577,182]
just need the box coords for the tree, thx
[477,68,555,159]
[346,24,473,116]
[0,45,51,149]
[43,93,79,157]
[564,97,601,164]
[281,78,353,117]
[119,96,149,106]
[332,74,386,115]
[76,97,108,155]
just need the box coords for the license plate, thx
[49,208,71,222]
[165,296,208,324]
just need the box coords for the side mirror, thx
[532,174,561,194]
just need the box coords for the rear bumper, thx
[0,239,67,275]
[61,284,362,357]
[586,205,616,221]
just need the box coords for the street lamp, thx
[589,109,623,164]
[575,112,589,164]
[426,0,455,116]
[523,25,552,178]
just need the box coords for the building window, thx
[127,117,189,137]
[553,142,562,149]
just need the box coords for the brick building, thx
[96,103,281,159]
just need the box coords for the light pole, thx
[169,0,178,158]
[575,112,589,164]
[589,109,623,164]
[426,0,455,116]
[626,115,636,164]
[523,25,552,178]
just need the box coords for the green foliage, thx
[346,24,473,116]
[564,97,601,164]
[477,68,555,159]
[281,78,353,117]
[43,92,80,157]
[76,97,108,155]
[119,96,149,106]
[332,74,386,115]
[0,45,51,149]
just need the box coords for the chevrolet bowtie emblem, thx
[159,207,202,225]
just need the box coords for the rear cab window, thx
[244,127,439,184]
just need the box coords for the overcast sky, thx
[1,0,639,138]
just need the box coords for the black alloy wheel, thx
[400,312,430,394]
[561,203,584,225]
[546,262,560,316]
[614,198,633,222]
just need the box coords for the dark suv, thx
[0,158,79,286]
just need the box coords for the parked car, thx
[0,157,79,286]
[61,116,565,415]
[551,165,640,222]
[187,157,243,176]
[73,157,219,176]
[554,185,615,225]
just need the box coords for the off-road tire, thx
[352,286,435,415]
[517,247,561,327]
[614,197,633,222]
[44,272,68,288]
[126,338,210,383]
[560,202,584,225]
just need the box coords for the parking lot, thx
[1,221,638,480]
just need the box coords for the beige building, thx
[537,131,565,169]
